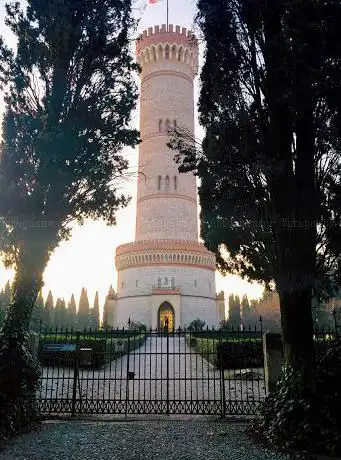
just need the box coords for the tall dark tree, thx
[103,285,115,329]
[30,291,44,331]
[78,287,90,330]
[90,291,100,330]
[67,294,77,329]
[241,295,250,317]
[170,0,341,384]
[0,0,139,436]
[0,282,11,325]
[228,294,241,328]
[43,289,54,328]
[0,281,11,325]
[54,298,67,329]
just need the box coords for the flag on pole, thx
[147,0,168,29]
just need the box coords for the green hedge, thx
[187,336,263,369]
[39,333,146,369]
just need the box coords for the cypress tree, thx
[30,291,44,331]
[78,287,90,330]
[169,0,341,385]
[90,291,100,330]
[43,290,54,329]
[0,0,138,435]
[67,294,77,330]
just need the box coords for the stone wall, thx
[115,265,217,328]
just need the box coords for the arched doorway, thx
[158,302,175,331]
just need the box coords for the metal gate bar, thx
[37,327,266,416]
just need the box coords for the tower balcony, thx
[115,239,216,272]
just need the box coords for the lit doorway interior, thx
[158,302,174,330]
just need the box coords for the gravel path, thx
[39,336,265,415]
[0,420,294,460]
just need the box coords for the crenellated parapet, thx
[136,24,199,76]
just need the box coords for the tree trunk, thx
[2,238,48,334]
[0,237,50,439]
[278,285,315,387]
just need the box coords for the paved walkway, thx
[0,419,295,460]
[39,336,265,414]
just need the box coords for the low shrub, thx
[253,339,341,456]
[216,340,263,369]
[187,335,263,369]
[38,333,146,369]
[189,338,197,348]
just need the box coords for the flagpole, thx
[167,0,169,30]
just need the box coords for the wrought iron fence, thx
[37,325,266,416]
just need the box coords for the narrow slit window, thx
[165,175,170,191]
[174,176,177,190]
[158,176,162,191]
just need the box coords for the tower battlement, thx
[136,24,198,74]
[139,24,194,40]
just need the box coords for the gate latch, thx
[128,371,135,380]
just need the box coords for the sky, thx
[0,0,264,313]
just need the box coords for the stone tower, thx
[114,25,222,329]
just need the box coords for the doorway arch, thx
[158,302,175,331]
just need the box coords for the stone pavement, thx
[0,419,297,460]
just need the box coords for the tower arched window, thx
[165,175,170,191]
[174,176,177,191]
[159,119,163,132]
[165,119,170,132]
[158,175,162,191]
[165,277,168,286]
[171,45,177,60]
[171,277,175,288]
[165,45,170,60]
[158,277,161,288]
[174,120,177,129]
[151,46,156,62]
[158,44,163,60]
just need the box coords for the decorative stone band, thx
[138,193,197,205]
[142,70,194,86]
[115,239,216,271]
[152,288,181,295]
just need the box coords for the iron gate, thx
[37,327,266,416]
